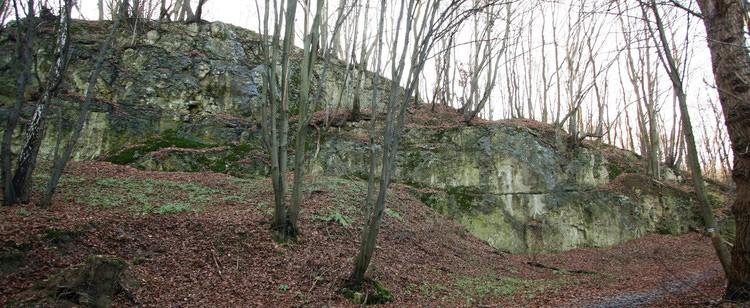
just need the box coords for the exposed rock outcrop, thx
[0,20,729,253]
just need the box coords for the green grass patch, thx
[415,282,448,297]
[15,208,30,217]
[306,176,371,227]
[153,202,192,215]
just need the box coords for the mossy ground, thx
[107,130,212,165]
[31,170,257,215]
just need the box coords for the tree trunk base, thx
[271,221,299,243]
[341,278,392,305]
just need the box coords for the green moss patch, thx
[108,130,213,165]
[36,174,224,215]
[205,143,255,173]
[452,275,567,304]
[341,279,393,305]
[445,186,484,211]
[46,226,89,244]
[21,255,138,307]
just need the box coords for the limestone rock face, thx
[0,20,391,161]
[0,20,716,253]
[312,126,699,252]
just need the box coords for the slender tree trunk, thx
[288,0,323,237]
[41,0,126,207]
[644,0,733,283]
[696,0,750,301]
[264,0,299,240]
[350,0,368,122]
[98,0,104,20]
[2,0,34,205]
[350,0,413,286]
[12,0,72,204]
[364,0,386,212]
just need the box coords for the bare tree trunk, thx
[98,0,104,20]
[350,0,414,286]
[463,2,508,124]
[186,0,206,23]
[349,0,476,287]
[540,5,549,123]
[288,0,324,238]
[41,0,126,207]
[159,0,168,21]
[12,0,73,205]
[179,0,192,21]
[351,0,368,122]
[643,0,733,284]
[267,0,298,239]
[696,0,750,301]
[2,0,34,205]
[363,0,385,214]
[255,0,284,240]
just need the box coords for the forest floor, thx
[0,161,735,307]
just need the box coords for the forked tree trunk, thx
[186,0,206,23]
[12,0,72,204]
[2,0,35,205]
[695,0,750,301]
[349,0,411,286]
[41,0,127,207]
[288,0,324,237]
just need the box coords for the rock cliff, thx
[0,20,728,252]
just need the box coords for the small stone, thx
[145,30,160,44]
[186,23,200,36]
[195,62,211,79]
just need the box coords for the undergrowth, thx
[32,174,227,215]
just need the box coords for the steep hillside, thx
[0,162,726,306]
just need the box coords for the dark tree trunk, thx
[12,0,72,204]
[696,0,750,301]
[186,0,206,23]
[2,0,34,205]
[41,0,126,207]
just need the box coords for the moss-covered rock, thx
[20,255,138,307]
[341,279,393,305]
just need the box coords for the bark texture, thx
[695,0,750,301]
[12,0,72,204]
[2,0,34,205]
[41,0,126,207]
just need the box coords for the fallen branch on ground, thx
[526,261,597,275]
